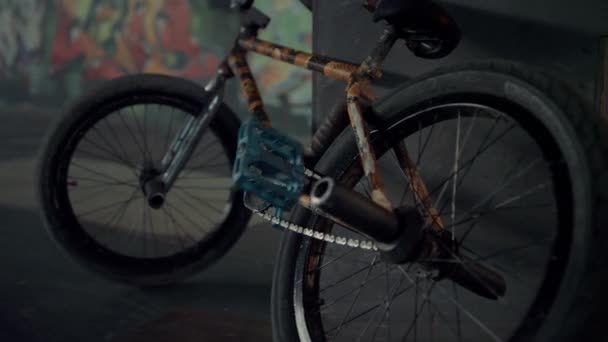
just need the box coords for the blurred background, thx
[0,0,606,341]
[0,1,310,341]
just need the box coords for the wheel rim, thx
[293,102,573,342]
[52,97,234,260]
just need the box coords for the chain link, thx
[247,168,379,251]
[251,207,379,251]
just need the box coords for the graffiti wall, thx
[251,0,313,119]
[0,0,312,128]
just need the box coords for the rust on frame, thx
[393,141,446,230]
[238,38,358,82]
[346,81,392,210]
[227,51,271,126]
[294,53,314,68]
[324,62,359,81]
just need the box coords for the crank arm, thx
[306,177,506,300]
[309,177,401,243]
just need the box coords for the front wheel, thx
[37,74,252,286]
[271,60,608,341]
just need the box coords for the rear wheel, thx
[37,74,251,286]
[271,61,608,341]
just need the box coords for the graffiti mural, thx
[253,0,313,119]
[0,0,312,133]
[51,0,221,81]
[0,0,46,76]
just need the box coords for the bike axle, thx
[141,178,166,210]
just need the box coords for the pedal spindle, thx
[233,118,305,211]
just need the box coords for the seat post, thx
[359,25,399,80]
[240,7,271,38]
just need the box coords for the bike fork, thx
[158,63,231,193]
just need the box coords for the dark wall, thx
[311,0,608,129]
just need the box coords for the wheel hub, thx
[376,206,427,264]
[139,168,166,210]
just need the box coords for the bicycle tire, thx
[271,60,608,341]
[37,74,252,286]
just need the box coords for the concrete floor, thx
[0,106,280,342]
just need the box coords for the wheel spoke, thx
[67,176,137,188]
[492,182,551,210]
[319,269,417,339]
[458,244,528,284]
[76,195,136,218]
[368,262,393,342]
[169,188,217,226]
[414,276,419,341]
[436,283,504,342]
[472,239,552,262]
[356,268,404,342]
[130,105,152,164]
[90,187,139,231]
[173,186,226,216]
[70,162,134,185]
[318,269,390,314]
[332,255,379,340]
[87,188,139,247]
[185,147,226,171]
[400,274,436,342]
[456,157,544,243]
[117,109,146,165]
[421,121,516,206]
[453,281,464,342]
[450,111,461,241]
[162,203,187,250]
[78,136,134,170]
[303,248,357,275]
[164,106,176,156]
[164,201,211,236]
[100,117,140,176]
[69,184,130,204]
[161,206,200,244]
[141,194,148,257]
[320,258,383,293]
[426,293,462,339]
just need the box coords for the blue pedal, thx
[233,118,305,211]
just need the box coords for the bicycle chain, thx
[247,168,379,251]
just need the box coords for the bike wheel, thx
[37,74,251,286]
[271,60,608,341]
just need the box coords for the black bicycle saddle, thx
[363,0,461,59]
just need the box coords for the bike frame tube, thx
[233,27,398,210]
[237,38,359,82]
[227,50,272,126]
[157,17,445,233]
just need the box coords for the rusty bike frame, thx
[156,4,508,303]
[231,26,446,229]
[161,17,445,234]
